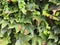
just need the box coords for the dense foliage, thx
[0,0,60,45]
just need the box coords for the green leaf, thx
[15,25,20,33]
[52,26,60,34]
[48,33,58,42]
[32,35,37,45]
[8,24,15,29]
[37,37,42,45]
[20,18,31,24]
[7,29,11,36]
[47,41,56,45]
[9,18,14,24]
[0,36,10,45]
[21,8,27,14]
[19,35,32,42]
[43,4,49,10]
[26,3,36,11]
[58,40,60,44]
[39,32,47,41]
[15,38,30,45]
[15,24,22,33]
[24,24,35,36]
[1,28,7,35]
[49,0,57,4]
[1,20,8,29]
[0,32,3,37]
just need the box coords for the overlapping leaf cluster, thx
[0,0,60,45]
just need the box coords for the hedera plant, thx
[0,0,60,45]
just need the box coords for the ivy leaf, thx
[19,35,32,42]
[39,32,47,41]
[43,4,49,10]
[58,40,60,44]
[54,28,60,34]
[9,18,15,24]
[2,22,8,29]
[15,38,30,45]
[49,0,60,4]
[18,0,26,14]
[21,8,27,14]
[1,28,7,35]
[52,26,60,34]
[48,33,58,42]
[20,18,31,24]
[8,24,15,29]
[47,41,57,45]
[7,29,11,36]
[26,3,36,11]
[24,24,35,36]
[1,20,8,29]
[0,31,3,37]
[32,35,37,45]
[37,37,42,45]
[15,24,22,33]
[49,0,57,4]
[0,36,10,45]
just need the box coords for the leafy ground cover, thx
[0,0,60,45]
